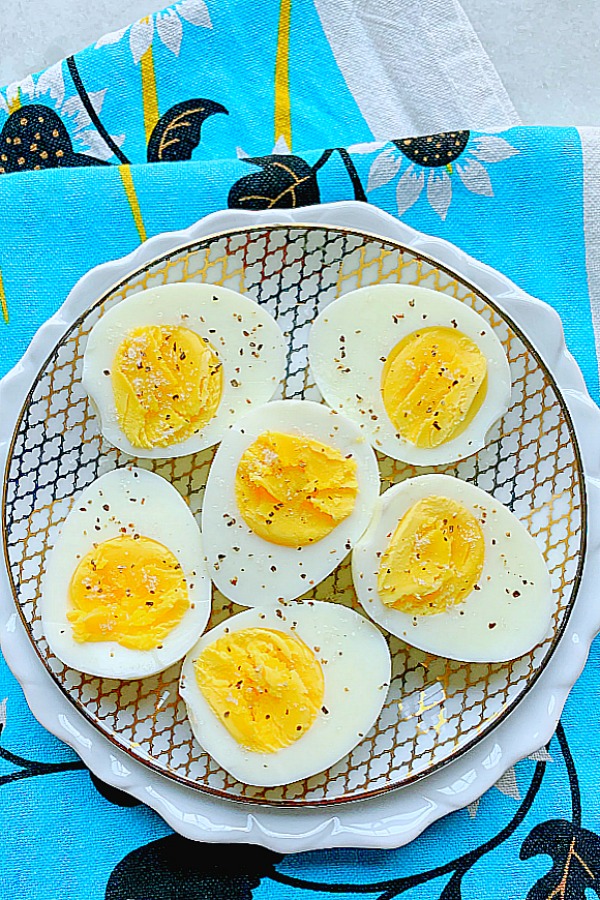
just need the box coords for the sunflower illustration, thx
[366,131,519,221]
[0,65,124,164]
[95,0,212,63]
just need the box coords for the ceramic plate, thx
[1,202,599,849]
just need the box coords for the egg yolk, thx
[194,628,325,753]
[234,431,358,546]
[378,496,485,615]
[381,326,488,448]
[68,535,189,650]
[111,324,223,449]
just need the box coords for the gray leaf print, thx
[495,765,521,801]
[467,799,480,818]
[470,134,518,163]
[396,165,425,216]
[528,746,553,762]
[457,159,494,197]
[130,18,154,64]
[347,140,386,155]
[427,169,452,220]
[367,148,402,192]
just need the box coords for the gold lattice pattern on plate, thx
[2,226,585,806]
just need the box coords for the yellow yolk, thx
[68,535,189,650]
[111,324,223,450]
[381,326,488,448]
[194,628,325,753]
[378,496,485,615]
[234,431,358,546]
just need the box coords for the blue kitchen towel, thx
[1,2,599,898]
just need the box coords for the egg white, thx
[352,474,553,662]
[202,399,381,606]
[41,467,212,679]
[82,283,287,458]
[308,284,511,465]
[180,602,391,787]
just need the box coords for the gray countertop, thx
[460,0,600,126]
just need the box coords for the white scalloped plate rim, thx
[1,201,599,853]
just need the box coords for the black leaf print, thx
[270,756,549,897]
[520,819,600,899]
[147,99,228,163]
[0,104,109,174]
[89,771,142,807]
[438,872,464,900]
[394,131,470,167]
[105,836,282,899]
[228,154,320,210]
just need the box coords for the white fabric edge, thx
[579,126,600,385]
[313,0,520,138]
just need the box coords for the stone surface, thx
[461,0,600,126]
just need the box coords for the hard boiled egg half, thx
[83,283,286,458]
[309,284,511,465]
[202,399,380,606]
[41,467,212,678]
[180,602,391,786]
[352,474,553,662]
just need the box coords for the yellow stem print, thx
[0,268,8,324]
[140,38,160,144]
[274,0,292,150]
[8,87,21,115]
[119,167,147,244]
